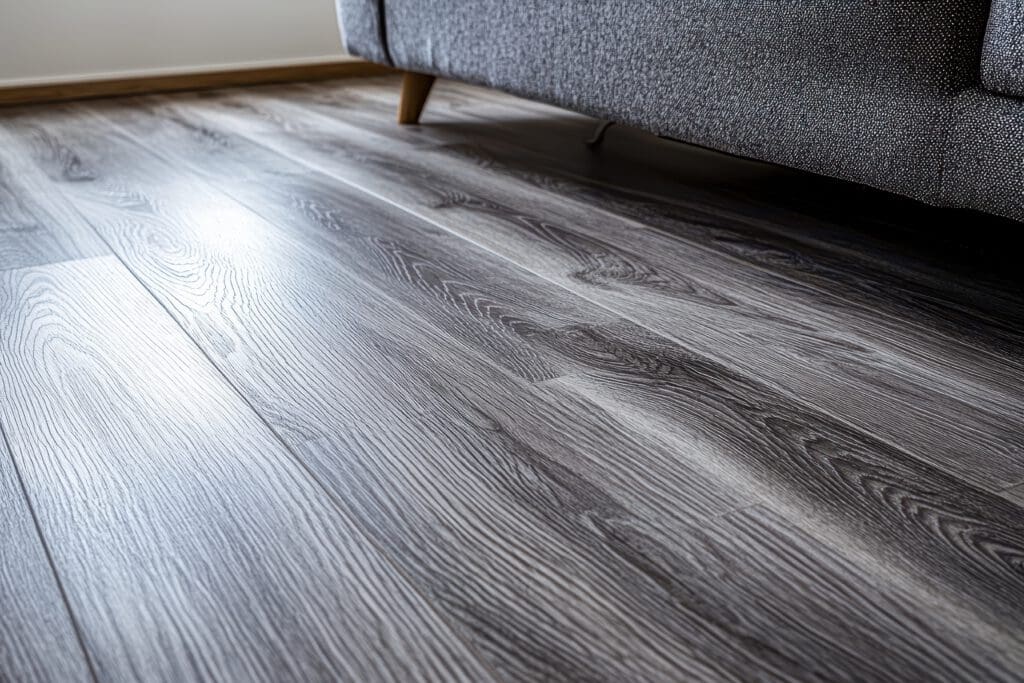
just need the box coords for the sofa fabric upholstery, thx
[983,0,1024,97]
[336,0,390,65]
[943,89,1024,222]
[338,1,1023,222]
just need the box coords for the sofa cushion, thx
[941,88,1024,222]
[982,0,1024,97]
[336,0,391,65]
[380,1,990,208]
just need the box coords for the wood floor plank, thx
[10,96,1024,680]
[451,142,1024,366]
[306,76,1024,330]
[154,86,1024,492]
[0,256,494,683]
[0,427,94,683]
[538,323,1024,631]
[0,125,109,270]
[288,77,1024,377]
[269,81,1024,413]
[632,503,1023,683]
[84,102,620,385]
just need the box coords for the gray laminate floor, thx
[1,76,1022,683]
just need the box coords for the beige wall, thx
[0,0,351,87]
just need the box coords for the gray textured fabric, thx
[943,89,1024,220]
[983,0,1024,97]
[337,1,1024,222]
[335,0,390,65]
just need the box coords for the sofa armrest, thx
[336,0,391,65]
[983,0,1024,97]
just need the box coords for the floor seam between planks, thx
[0,418,101,683]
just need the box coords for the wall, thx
[0,0,350,87]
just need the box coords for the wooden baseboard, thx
[0,61,396,107]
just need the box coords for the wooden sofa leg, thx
[398,72,436,124]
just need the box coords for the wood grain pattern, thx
[0,256,494,683]
[156,85,1024,491]
[15,102,753,525]
[2,106,782,682]
[98,96,1024,677]
[313,77,1024,368]
[632,504,1024,683]
[538,322,1024,632]
[93,89,1024,628]
[0,127,108,270]
[281,77,1024,375]
[0,426,94,683]
[15,94,1024,680]
[280,78,1024,400]
[2,79,1023,682]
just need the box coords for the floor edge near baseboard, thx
[0,61,396,107]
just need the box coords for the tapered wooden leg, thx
[397,72,436,124]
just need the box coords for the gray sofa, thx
[336,1,1024,223]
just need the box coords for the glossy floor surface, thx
[1,76,1023,682]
